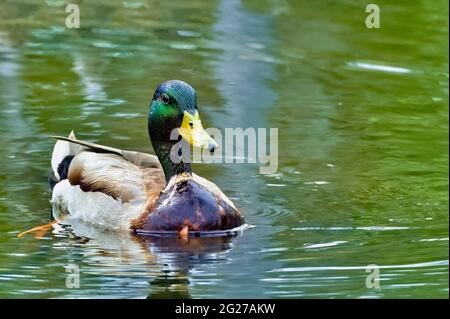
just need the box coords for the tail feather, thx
[50,131,80,188]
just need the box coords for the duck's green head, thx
[148,80,217,165]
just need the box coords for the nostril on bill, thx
[208,140,218,154]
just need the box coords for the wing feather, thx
[52,135,160,168]
[68,151,165,203]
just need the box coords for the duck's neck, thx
[152,141,192,183]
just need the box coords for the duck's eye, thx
[161,93,170,104]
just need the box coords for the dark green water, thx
[0,0,448,298]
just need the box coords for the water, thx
[0,0,448,298]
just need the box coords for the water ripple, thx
[269,260,449,273]
[293,226,412,231]
[303,241,348,249]
[347,61,412,74]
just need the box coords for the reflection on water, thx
[0,0,448,298]
[45,222,241,298]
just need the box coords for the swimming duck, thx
[41,80,244,237]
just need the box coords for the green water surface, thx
[0,0,448,298]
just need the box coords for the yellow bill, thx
[179,111,218,151]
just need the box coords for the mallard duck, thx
[40,80,244,237]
